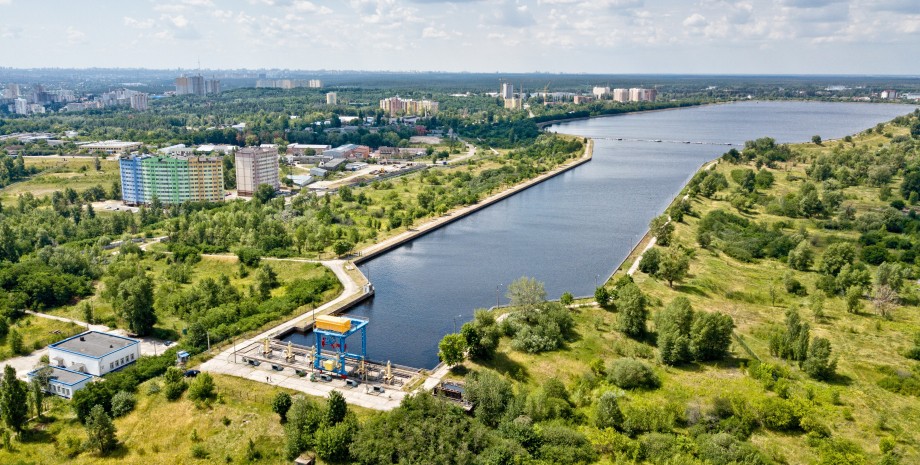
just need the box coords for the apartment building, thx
[119,154,224,205]
[235,146,280,196]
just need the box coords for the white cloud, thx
[0,0,11,5]
[65,26,85,45]
[292,1,332,14]
[682,13,707,28]
[422,26,448,38]
[123,17,155,29]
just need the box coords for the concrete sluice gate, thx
[234,339,419,388]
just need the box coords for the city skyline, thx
[0,0,919,75]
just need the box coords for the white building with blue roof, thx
[28,366,93,399]
[48,331,140,376]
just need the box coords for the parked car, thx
[183,369,200,378]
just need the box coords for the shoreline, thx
[536,101,721,129]
[352,138,594,265]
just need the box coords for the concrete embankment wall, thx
[354,141,593,266]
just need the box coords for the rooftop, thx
[30,366,93,385]
[51,331,139,358]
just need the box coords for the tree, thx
[872,284,898,319]
[649,215,673,246]
[506,276,546,309]
[285,396,323,459]
[325,390,348,426]
[8,329,23,355]
[255,264,279,300]
[332,240,354,257]
[315,418,357,463]
[114,272,156,335]
[594,286,610,308]
[438,333,466,366]
[71,381,114,423]
[812,135,822,145]
[93,156,101,171]
[820,243,856,276]
[464,370,513,428]
[0,366,27,432]
[188,372,216,404]
[272,392,293,423]
[84,404,118,455]
[638,247,661,275]
[253,183,276,204]
[560,292,574,306]
[787,241,813,271]
[657,247,690,288]
[845,286,863,314]
[802,337,836,381]
[656,297,694,365]
[595,391,623,430]
[690,312,735,361]
[163,366,187,401]
[460,310,499,361]
[615,283,648,338]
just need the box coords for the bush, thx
[595,391,623,430]
[315,419,356,463]
[236,247,262,267]
[638,248,661,275]
[757,397,801,432]
[690,312,735,362]
[110,391,136,417]
[615,283,648,338]
[188,372,216,403]
[607,359,661,390]
[537,425,597,465]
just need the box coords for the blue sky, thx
[1,0,919,74]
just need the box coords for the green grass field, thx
[0,157,119,203]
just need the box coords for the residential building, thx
[235,146,280,196]
[501,82,514,99]
[196,144,238,154]
[28,366,93,399]
[5,83,20,99]
[13,98,29,115]
[205,79,221,94]
[326,92,337,105]
[308,79,322,88]
[130,92,148,111]
[158,143,195,156]
[82,140,142,155]
[573,95,595,104]
[48,331,140,377]
[880,89,898,100]
[628,88,657,102]
[119,154,224,205]
[592,86,611,98]
[62,101,102,112]
[613,88,629,103]
[380,96,439,116]
[323,144,370,159]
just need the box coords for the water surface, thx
[284,101,916,368]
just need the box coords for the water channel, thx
[284,101,916,368]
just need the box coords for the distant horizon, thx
[1,67,919,79]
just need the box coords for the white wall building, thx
[235,146,280,196]
[28,366,93,399]
[613,88,629,103]
[48,331,141,377]
[592,86,610,98]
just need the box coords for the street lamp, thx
[495,283,503,308]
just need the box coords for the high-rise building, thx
[205,79,221,94]
[119,154,224,206]
[326,92,337,105]
[175,75,207,96]
[234,147,280,196]
[130,93,148,111]
[5,83,20,99]
[308,79,322,88]
[501,82,513,99]
[592,86,610,98]
[613,88,628,103]
[628,88,657,102]
[13,98,29,115]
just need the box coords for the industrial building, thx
[235,146,280,196]
[81,140,142,155]
[323,144,370,160]
[119,154,224,205]
[48,331,141,377]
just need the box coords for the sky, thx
[1,0,919,74]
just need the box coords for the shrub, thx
[595,391,623,430]
[757,397,801,432]
[656,297,693,366]
[607,359,661,390]
[110,391,136,418]
[537,425,597,465]
[188,372,216,404]
[615,283,648,338]
[690,312,735,362]
[315,419,356,463]
[638,248,661,275]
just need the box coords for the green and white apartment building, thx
[119,154,224,205]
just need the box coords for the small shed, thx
[177,350,190,364]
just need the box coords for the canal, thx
[284,101,916,368]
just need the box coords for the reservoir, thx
[284,101,916,368]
